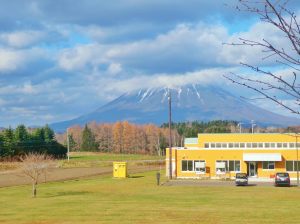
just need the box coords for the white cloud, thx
[57,44,106,71]
[0,79,61,95]
[0,98,7,106]
[0,30,46,48]
[91,67,236,100]
[57,21,293,74]
[0,47,46,72]
[107,63,122,76]
[220,21,293,66]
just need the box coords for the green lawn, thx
[1,171,300,224]
[58,152,164,168]
[69,152,164,161]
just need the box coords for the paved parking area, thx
[162,179,299,187]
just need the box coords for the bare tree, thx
[20,153,53,198]
[224,0,300,115]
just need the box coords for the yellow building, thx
[166,133,300,180]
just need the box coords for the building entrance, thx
[248,162,257,177]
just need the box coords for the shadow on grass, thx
[236,184,257,187]
[44,191,90,198]
[128,175,144,178]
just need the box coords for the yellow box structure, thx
[113,162,127,178]
[166,133,300,180]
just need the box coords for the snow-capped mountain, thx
[50,84,300,132]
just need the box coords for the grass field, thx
[1,171,300,224]
[69,152,163,161]
[58,152,164,168]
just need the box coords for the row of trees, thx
[162,120,238,137]
[56,120,300,155]
[57,121,182,155]
[0,125,67,159]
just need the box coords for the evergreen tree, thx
[0,125,67,159]
[32,128,45,142]
[43,125,55,142]
[14,125,28,142]
[2,127,15,157]
[64,133,77,151]
[81,125,98,151]
[14,124,29,155]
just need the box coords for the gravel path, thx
[0,165,160,188]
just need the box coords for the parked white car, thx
[235,173,248,186]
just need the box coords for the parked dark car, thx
[275,172,290,187]
[235,173,248,186]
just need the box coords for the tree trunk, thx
[32,182,37,198]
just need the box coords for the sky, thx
[0,0,299,127]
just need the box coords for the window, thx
[277,143,282,148]
[216,143,221,148]
[258,143,263,148]
[289,143,295,148]
[204,143,209,148]
[216,160,227,173]
[228,143,234,148]
[286,161,294,171]
[240,143,245,148]
[283,143,288,148]
[211,143,216,148]
[270,143,276,148]
[234,143,239,148]
[229,160,240,172]
[182,160,193,171]
[265,143,270,148]
[286,160,300,172]
[252,143,258,148]
[222,143,227,148]
[246,143,252,148]
[216,160,240,173]
[194,160,206,173]
[262,161,275,170]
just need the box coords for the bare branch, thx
[20,153,53,197]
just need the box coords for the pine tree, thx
[43,125,55,142]
[14,125,28,142]
[2,127,15,157]
[14,124,29,155]
[81,125,98,151]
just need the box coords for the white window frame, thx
[194,160,206,174]
[215,160,241,173]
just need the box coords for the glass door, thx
[249,162,257,177]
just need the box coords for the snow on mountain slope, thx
[50,84,300,132]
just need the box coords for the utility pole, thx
[168,89,172,179]
[251,120,256,134]
[237,122,243,133]
[282,133,299,187]
[67,128,70,162]
[296,136,299,187]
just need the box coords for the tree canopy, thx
[0,125,66,160]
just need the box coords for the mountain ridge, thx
[50,84,300,132]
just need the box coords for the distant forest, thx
[1,121,297,159]
[0,125,66,160]
[56,120,297,155]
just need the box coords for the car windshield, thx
[236,173,247,178]
[277,173,289,177]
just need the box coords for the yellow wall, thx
[166,133,300,179]
[197,133,297,148]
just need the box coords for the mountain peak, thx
[50,84,300,132]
